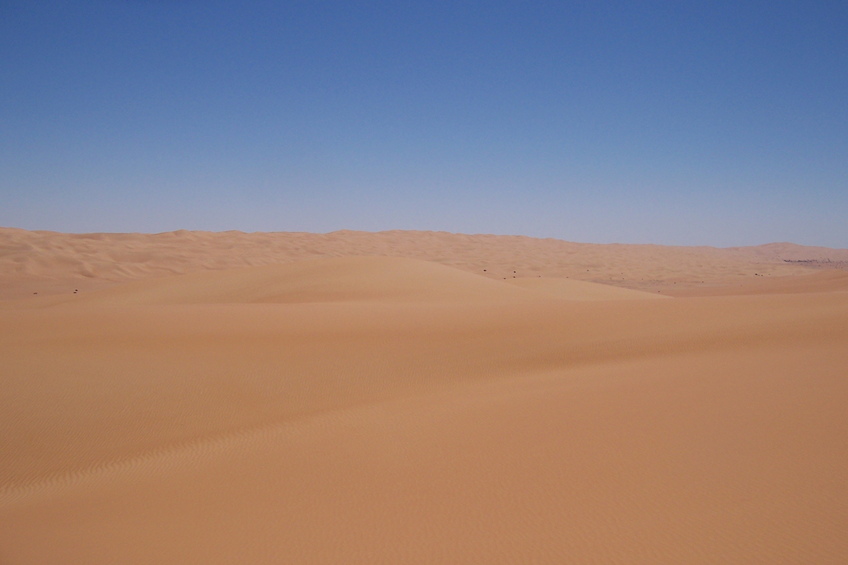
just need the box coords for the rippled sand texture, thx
[1,229,847,564]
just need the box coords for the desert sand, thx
[1,228,847,564]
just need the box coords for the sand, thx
[1,228,847,564]
[4,227,848,300]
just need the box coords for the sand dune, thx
[29,257,671,307]
[666,268,848,297]
[1,229,847,564]
[47,256,559,306]
[4,227,847,300]
[506,276,669,300]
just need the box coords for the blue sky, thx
[2,1,847,247]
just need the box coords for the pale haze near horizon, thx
[1,1,846,248]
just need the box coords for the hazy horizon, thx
[2,1,847,248]
[2,224,848,252]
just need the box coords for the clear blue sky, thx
[2,1,847,247]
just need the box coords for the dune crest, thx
[55,256,562,306]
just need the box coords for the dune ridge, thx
[23,256,666,308]
[47,256,555,306]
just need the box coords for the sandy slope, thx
[1,233,847,564]
[506,276,670,300]
[665,269,848,297]
[41,256,561,306]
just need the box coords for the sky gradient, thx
[2,1,847,247]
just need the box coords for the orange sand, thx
[1,228,846,564]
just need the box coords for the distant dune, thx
[1,228,846,564]
[54,256,560,306]
[35,256,672,307]
[3,227,847,300]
